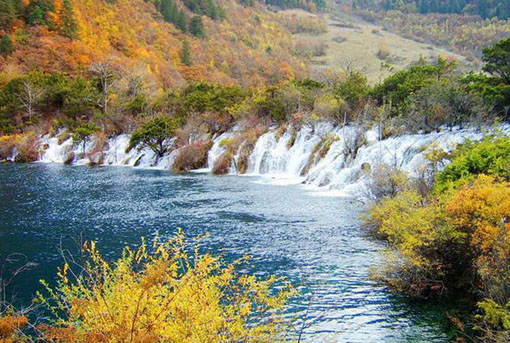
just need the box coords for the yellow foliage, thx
[0,316,28,343]
[38,230,295,343]
[367,191,459,269]
[445,175,510,253]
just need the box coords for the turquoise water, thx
[0,163,452,342]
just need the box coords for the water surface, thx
[0,163,450,342]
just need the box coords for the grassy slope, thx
[286,9,471,84]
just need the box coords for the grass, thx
[285,9,470,84]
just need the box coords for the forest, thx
[352,0,510,19]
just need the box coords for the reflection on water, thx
[0,163,450,342]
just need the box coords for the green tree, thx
[72,123,98,155]
[59,0,79,39]
[0,0,17,30]
[128,115,179,159]
[179,40,192,66]
[483,38,510,85]
[334,71,369,109]
[177,9,187,31]
[189,15,205,38]
[0,35,13,57]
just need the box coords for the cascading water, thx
[34,123,509,196]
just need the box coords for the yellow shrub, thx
[38,231,295,343]
[0,315,28,343]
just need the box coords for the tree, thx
[483,38,510,85]
[0,0,17,30]
[189,15,205,38]
[0,35,13,57]
[59,0,78,39]
[89,61,116,114]
[19,81,44,123]
[72,123,98,155]
[179,40,192,66]
[128,115,179,159]
[177,9,187,31]
[334,71,369,109]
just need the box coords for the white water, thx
[34,123,509,197]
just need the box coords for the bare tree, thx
[19,81,44,123]
[89,60,117,114]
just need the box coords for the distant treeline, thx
[240,0,326,10]
[352,0,510,19]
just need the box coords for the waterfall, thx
[206,132,234,171]
[34,123,510,196]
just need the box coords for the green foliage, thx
[179,40,192,66]
[0,0,19,30]
[59,0,79,39]
[483,38,510,85]
[188,15,205,38]
[128,115,179,158]
[26,0,55,28]
[334,71,369,109]
[265,0,326,10]
[253,87,287,122]
[405,80,488,132]
[157,0,188,32]
[478,300,510,341]
[371,60,454,114]
[179,82,248,115]
[183,0,224,19]
[462,72,510,115]
[436,135,510,191]
[72,122,98,153]
[377,0,510,20]
[0,35,13,57]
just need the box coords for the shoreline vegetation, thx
[1,0,510,341]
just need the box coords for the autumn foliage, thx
[365,135,510,340]
[0,0,306,88]
[35,231,295,343]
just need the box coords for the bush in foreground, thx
[37,231,295,343]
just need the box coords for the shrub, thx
[0,134,20,160]
[279,14,327,34]
[212,152,233,175]
[172,141,212,173]
[0,315,28,343]
[38,231,295,343]
[14,133,40,163]
[365,190,464,296]
[436,135,510,191]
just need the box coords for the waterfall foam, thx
[34,123,509,197]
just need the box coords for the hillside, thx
[0,0,307,87]
[282,9,469,84]
[330,0,510,63]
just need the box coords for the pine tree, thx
[0,35,13,57]
[27,4,46,26]
[59,0,78,39]
[0,0,17,30]
[177,10,187,32]
[179,40,192,66]
[189,15,205,38]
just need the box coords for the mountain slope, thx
[0,0,307,87]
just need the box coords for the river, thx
[0,162,457,342]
